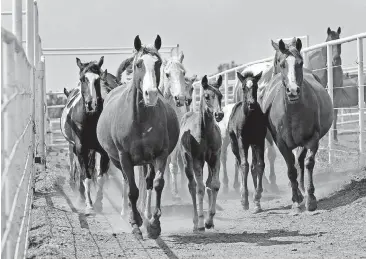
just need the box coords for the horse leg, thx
[305,142,319,212]
[266,132,279,193]
[183,152,198,232]
[68,144,76,191]
[94,151,110,213]
[193,157,205,231]
[276,140,304,214]
[251,142,265,214]
[221,134,229,194]
[333,109,338,142]
[146,156,168,239]
[296,147,307,195]
[205,151,221,229]
[144,164,155,220]
[239,141,250,210]
[164,156,171,193]
[169,150,181,201]
[177,152,186,197]
[118,152,142,238]
[233,161,240,193]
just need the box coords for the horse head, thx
[161,52,193,107]
[326,27,342,65]
[271,37,304,103]
[131,35,163,107]
[201,75,224,122]
[236,71,262,112]
[76,56,104,112]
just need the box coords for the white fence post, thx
[26,0,34,66]
[303,35,310,68]
[36,58,46,170]
[327,45,334,164]
[224,73,228,106]
[357,37,365,155]
[12,0,22,42]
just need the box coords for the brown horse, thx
[228,71,267,213]
[96,35,180,239]
[307,27,360,141]
[263,38,333,213]
[179,75,224,231]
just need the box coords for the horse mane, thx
[241,71,255,80]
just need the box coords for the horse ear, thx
[98,56,104,68]
[254,71,263,82]
[101,69,108,80]
[271,40,279,51]
[279,39,286,52]
[155,35,162,50]
[63,87,70,97]
[291,37,297,47]
[76,57,83,69]
[296,38,302,52]
[216,75,223,87]
[237,72,245,84]
[134,35,142,52]
[179,51,184,63]
[201,75,209,90]
[327,27,331,35]
[189,74,197,83]
[337,27,341,35]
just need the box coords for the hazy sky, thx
[2,0,366,92]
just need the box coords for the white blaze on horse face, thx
[285,56,299,96]
[246,80,253,89]
[165,60,187,101]
[141,54,159,106]
[85,72,100,98]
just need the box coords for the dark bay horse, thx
[220,63,279,194]
[263,38,333,213]
[179,75,224,231]
[228,71,267,213]
[96,35,180,239]
[307,27,361,141]
[61,57,119,214]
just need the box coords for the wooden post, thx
[327,45,334,164]
[357,37,365,155]
[12,0,22,43]
[37,58,46,170]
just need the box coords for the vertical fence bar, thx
[26,0,34,66]
[357,37,365,155]
[33,1,40,65]
[12,0,23,43]
[224,73,229,106]
[303,35,310,68]
[327,45,334,164]
[191,85,196,112]
[38,58,46,169]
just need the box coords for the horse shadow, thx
[167,229,322,246]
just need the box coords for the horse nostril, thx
[296,88,300,94]
[174,96,179,100]
[145,90,149,96]
[286,87,290,93]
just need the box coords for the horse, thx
[158,52,197,201]
[263,37,333,213]
[219,62,280,194]
[60,56,120,214]
[307,27,359,141]
[178,75,224,231]
[228,71,267,213]
[96,35,180,239]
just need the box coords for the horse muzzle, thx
[214,111,224,122]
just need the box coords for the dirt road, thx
[27,147,366,259]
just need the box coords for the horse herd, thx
[60,27,358,239]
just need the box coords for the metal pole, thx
[303,35,310,68]
[37,57,46,170]
[327,45,334,164]
[12,0,23,42]
[33,1,40,65]
[357,37,365,155]
[224,73,229,106]
[26,0,34,66]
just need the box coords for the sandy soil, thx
[27,142,366,259]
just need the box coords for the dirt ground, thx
[27,142,366,259]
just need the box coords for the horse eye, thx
[165,73,170,78]
[204,94,210,100]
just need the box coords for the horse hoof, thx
[205,221,214,230]
[146,222,161,239]
[253,207,263,214]
[306,195,317,212]
[132,227,143,240]
[197,227,205,232]
[85,207,95,216]
[94,201,103,213]
[242,203,249,211]
[297,190,304,204]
